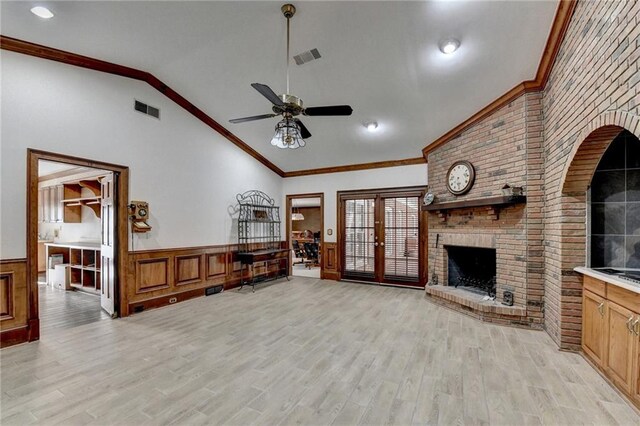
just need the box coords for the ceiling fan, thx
[229,4,353,149]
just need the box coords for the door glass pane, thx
[344,199,375,274]
[384,197,419,280]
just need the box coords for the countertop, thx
[45,241,100,250]
[574,267,640,295]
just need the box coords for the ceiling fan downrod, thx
[282,4,296,95]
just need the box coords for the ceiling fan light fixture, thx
[440,39,460,54]
[30,6,54,19]
[271,118,306,149]
[366,121,379,132]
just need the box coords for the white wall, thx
[1,52,282,258]
[282,164,428,243]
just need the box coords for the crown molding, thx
[0,35,286,177]
[283,157,426,178]
[422,0,578,158]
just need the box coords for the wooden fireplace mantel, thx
[421,195,526,212]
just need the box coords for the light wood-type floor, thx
[38,284,110,335]
[2,278,639,425]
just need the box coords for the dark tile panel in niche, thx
[591,203,625,235]
[591,235,626,268]
[597,133,626,170]
[626,134,640,169]
[627,169,640,201]
[591,170,625,202]
[626,236,640,269]
[628,203,640,235]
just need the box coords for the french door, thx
[339,187,424,287]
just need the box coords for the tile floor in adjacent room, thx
[1,277,639,425]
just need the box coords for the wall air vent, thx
[134,100,160,119]
[293,48,321,65]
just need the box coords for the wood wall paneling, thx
[0,259,29,347]
[0,272,14,320]
[206,252,227,279]
[175,254,203,286]
[322,243,339,281]
[136,258,170,293]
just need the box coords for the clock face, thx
[446,161,475,195]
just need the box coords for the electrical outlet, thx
[169,297,177,304]
[54,229,60,237]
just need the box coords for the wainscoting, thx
[0,259,29,348]
[126,243,287,315]
[322,242,338,281]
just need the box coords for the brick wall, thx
[543,0,640,349]
[427,92,544,325]
[425,0,639,347]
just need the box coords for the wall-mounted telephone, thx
[128,200,151,233]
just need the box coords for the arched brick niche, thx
[557,111,640,349]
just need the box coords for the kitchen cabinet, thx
[39,185,64,223]
[579,270,640,410]
[605,301,636,394]
[582,289,607,366]
[39,181,101,223]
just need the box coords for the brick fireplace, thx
[424,93,544,328]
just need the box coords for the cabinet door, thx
[632,316,640,405]
[582,290,607,366]
[55,185,64,223]
[43,187,52,223]
[38,189,45,223]
[605,301,636,393]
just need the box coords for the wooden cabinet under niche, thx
[580,274,640,409]
[46,243,101,294]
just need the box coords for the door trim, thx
[27,149,130,341]
[337,186,426,287]
[285,193,324,278]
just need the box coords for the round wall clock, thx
[446,160,475,195]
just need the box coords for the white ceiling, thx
[38,160,82,176]
[2,1,558,172]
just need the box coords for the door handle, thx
[374,242,379,247]
[380,242,385,247]
[633,318,640,336]
[626,316,634,333]
[597,302,605,316]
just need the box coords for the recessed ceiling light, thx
[30,6,54,19]
[439,39,460,54]
[366,122,378,132]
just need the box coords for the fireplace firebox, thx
[446,246,497,297]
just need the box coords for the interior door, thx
[340,188,424,287]
[100,173,117,316]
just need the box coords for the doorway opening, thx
[27,150,129,341]
[338,186,426,288]
[286,193,324,279]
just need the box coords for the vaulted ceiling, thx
[1,1,558,172]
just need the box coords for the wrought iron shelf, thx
[421,195,526,212]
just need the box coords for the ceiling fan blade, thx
[251,83,285,106]
[303,105,353,116]
[229,113,277,124]
[294,119,312,139]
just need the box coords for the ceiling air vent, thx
[134,100,160,119]
[293,48,321,65]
